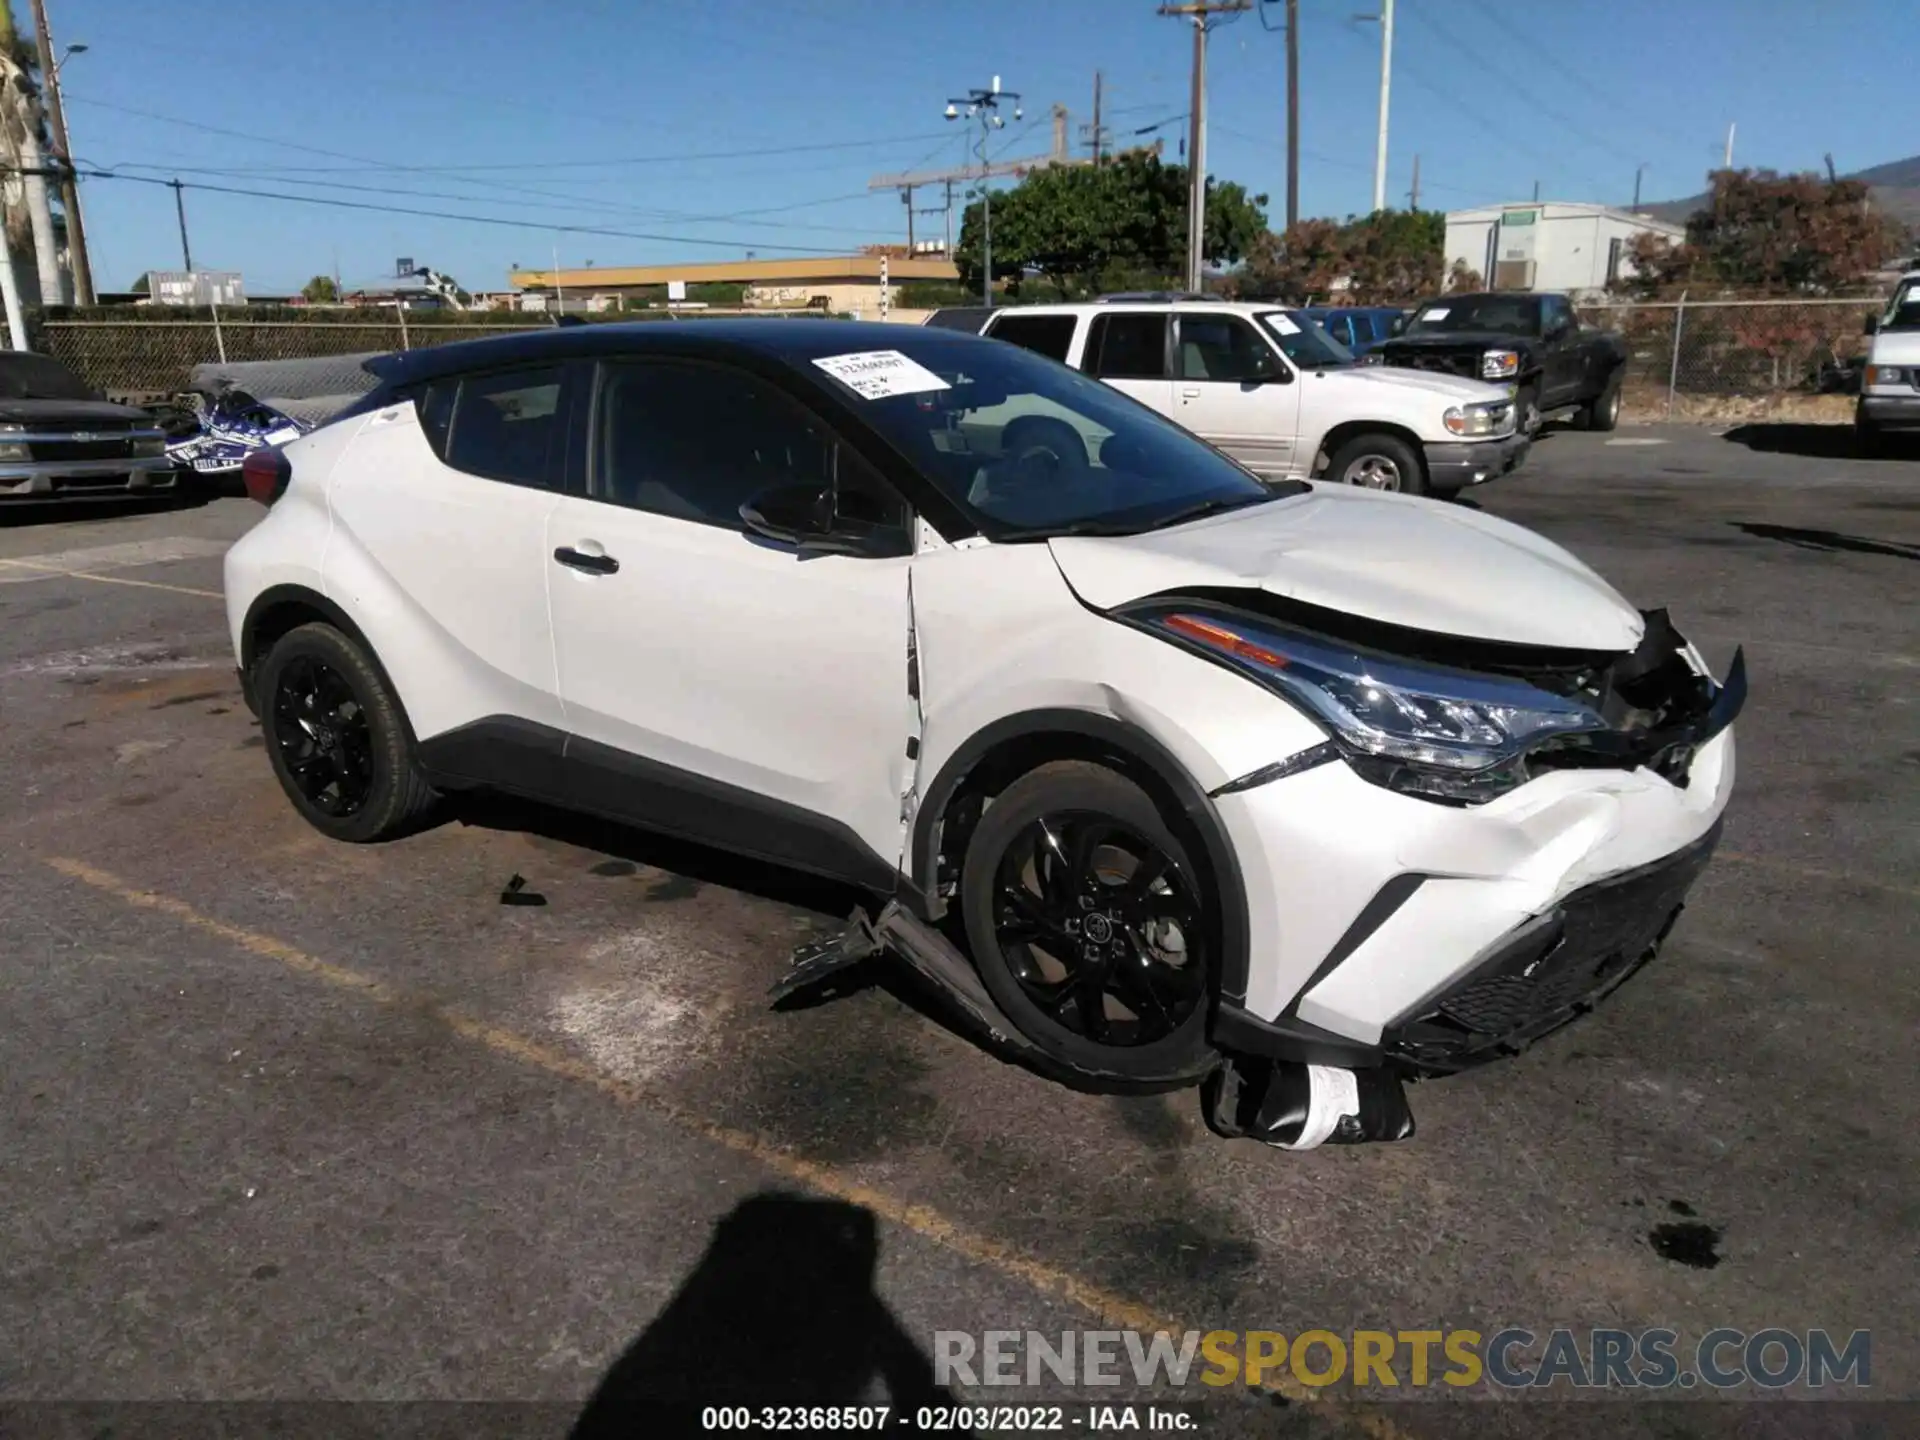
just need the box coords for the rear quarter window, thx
[986,313,1079,363]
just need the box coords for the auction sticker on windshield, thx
[1268,313,1302,334]
[1420,307,1450,321]
[813,350,952,400]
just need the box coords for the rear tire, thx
[959,761,1219,1087]
[1578,370,1623,431]
[1326,432,1427,495]
[256,622,437,843]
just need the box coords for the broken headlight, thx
[1140,607,1609,803]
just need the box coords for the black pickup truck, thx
[1370,291,1629,435]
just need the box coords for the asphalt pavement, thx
[0,423,1915,1440]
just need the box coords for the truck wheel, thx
[1515,385,1542,436]
[1326,432,1426,495]
[1855,413,1883,459]
[1579,371,1623,432]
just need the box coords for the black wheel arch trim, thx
[239,584,417,744]
[911,707,1253,1005]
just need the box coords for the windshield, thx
[1257,310,1355,368]
[1405,295,1540,336]
[804,334,1284,538]
[1885,280,1920,332]
[0,353,101,401]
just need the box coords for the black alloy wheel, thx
[255,622,437,843]
[271,654,375,818]
[960,762,1218,1085]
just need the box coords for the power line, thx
[66,95,955,175]
[31,167,853,255]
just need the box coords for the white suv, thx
[225,319,1741,1148]
[978,296,1530,495]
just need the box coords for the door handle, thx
[553,546,619,575]
[1180,387,1202,398]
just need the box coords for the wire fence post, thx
[1665,290,1687,420]
[210,300,227,364]
[395,303,410,351]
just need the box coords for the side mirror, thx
[1388,314,1408,336]
[1864,314,1880,336]
[740,482,911,559]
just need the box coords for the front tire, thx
[1515,384,1542,437]
[959,762,1218,1086]
[1326,432,1427,495]
[1855,411,1884,458]
[256,622,437,843]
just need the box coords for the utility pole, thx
[900,185,915,249]
[1091,70,1103,164]
[170,179,192,271]
[945,77,1021,307]
[1723,122,1735,168]
[28,0,89,303]
[1159,1,1249,292]
[1408,154,1420,210]
[1366,0,1394,213]
[1633,163,1646,209]
[1824,152,1837,185]
[1531,179,1540,203]
[1284,0,1299,229]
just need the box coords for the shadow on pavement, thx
[570,1192,966,1440]
[1732,522,1920,561]
[0,486,210,529]
[1719,422,1917,460]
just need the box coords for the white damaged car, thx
[224,321,1743,1150]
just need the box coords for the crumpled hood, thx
[1382,329,1534,356]
[1049,485,1646,652]
[1313,364,1512,405]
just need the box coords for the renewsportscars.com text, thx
[934,1327,1871,1391]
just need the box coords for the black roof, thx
[365,319,993,388]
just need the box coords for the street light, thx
[946,76,1020,308]
[55,42,86,75]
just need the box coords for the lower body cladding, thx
[0,457,178,500]
[1201,727,1734,1149]
[1423,432,1531,490]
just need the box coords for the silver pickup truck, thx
[0,351,175,502]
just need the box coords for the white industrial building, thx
[1445,202,1687,295]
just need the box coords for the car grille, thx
[1389,352,1479,381]
[1381,822,1722,1076]
[28,436,141,462]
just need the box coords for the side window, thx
[593,360,906,532]
[1176,315,1276,383]
[1084,313,1169,380]
[1541,296,1572,335]
[440,365,566,488]
[1319,315,1354,347]
[986,314,1077,363]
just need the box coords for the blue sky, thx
[50,0,1920,295]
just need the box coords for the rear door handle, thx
[1180,387,1202,398]
[553,546,619,575]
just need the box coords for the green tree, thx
[953,152,1267,296]
[301,274,340,304]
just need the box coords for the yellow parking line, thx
[0,558,221,600]
[1718,850,1919,901]
[43,856,1412,1431]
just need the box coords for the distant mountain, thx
[1639,153,1920,233]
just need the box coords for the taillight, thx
[241,448,292,506]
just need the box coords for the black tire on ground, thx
[959,761,1219,1086]
[1515,384,1542,436]
[1578,370,1624,432]
[1324,431,1428,495]
[1855,414,1884,459]
[256,621,437,843]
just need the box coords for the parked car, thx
[1299,306,1404,358]
[1371,291,1629,435]
[0,352,176,503]
[1856,270,1920,455]
[980,297,1529,496]
[224,320,1743,1149]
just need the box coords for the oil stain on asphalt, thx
[1649,1219,1724,1269]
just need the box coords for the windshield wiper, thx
[1000,492,1274,540]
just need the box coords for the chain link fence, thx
[40,299,1889,416]
[1579,297,1879,416]
[39,318,552,399]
